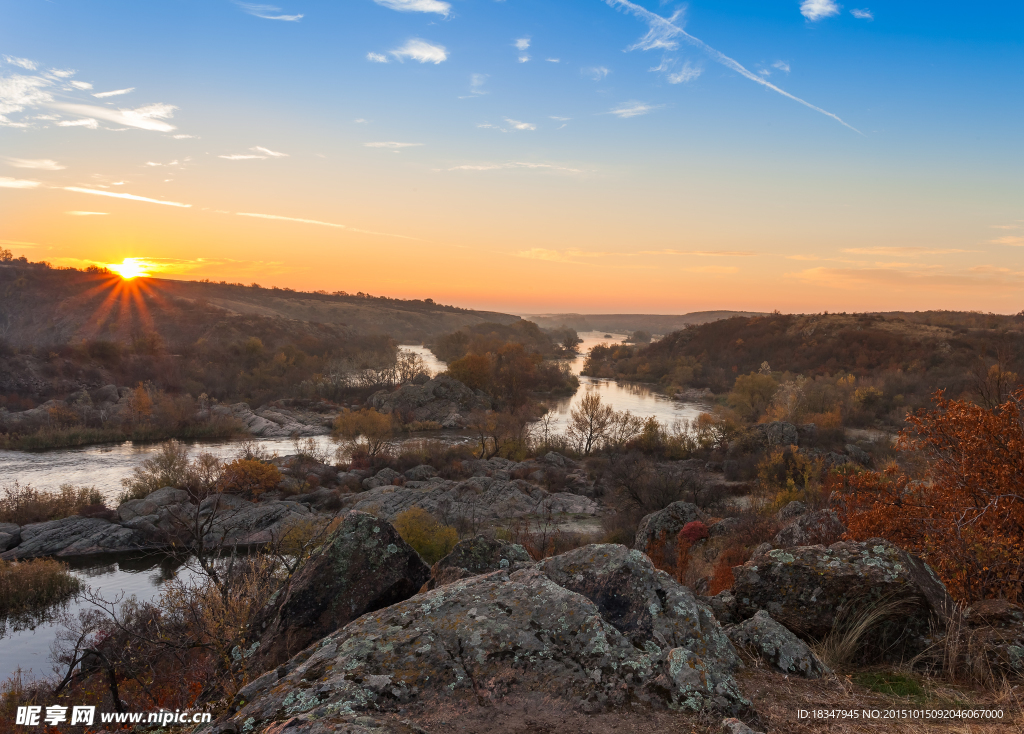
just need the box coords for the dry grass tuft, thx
[0,481,105,525]
[0,558,81,616]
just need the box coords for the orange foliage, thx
[446,353,491,391]
[708,545,750,596]
[217,459,281,499]
[840,389,1024,603]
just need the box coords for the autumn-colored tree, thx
[567,392,614,455]
[446,353,492,391]
[333,408,395,459]
[491,343,541,409]
[393,507,458,564]
[727,372,778,421]
[839,389,1024,603]
[218,459,282,500]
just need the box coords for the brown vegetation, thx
[0,482,105,525]
[0,559,81,617]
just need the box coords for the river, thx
[0,335,709,679]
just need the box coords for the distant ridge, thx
[520,311,767,335]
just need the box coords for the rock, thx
[844,443,872,466]
[228,547,748,733]
[92,384,120,405]
[751,542,771,558]
[755,422,798,447]
[726,610,830,679]
[776,500,807,521]
[542,451,570,468]
[731,540,955,652]
[960,600,1024,676]
[368,375,490,429]
[1,516,153,559]
[343,476,600,523]
[252,511,430,669]
[197,494,313,546]
[710,517,743,538]
[212,403,325,438]
[772,509,846,548]
[424,535,533,590]
[634,501,707,563]
[704,590,738,626]
[117,487,190,523]
[0,528,20,552]
[362,467,402,490]
[403,464,437,481]
[796,423,818,445]
[721,718,764,734]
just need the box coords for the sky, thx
[1,0,1022,315]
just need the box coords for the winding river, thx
[0,333,710,678]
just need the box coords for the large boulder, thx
[731,540,954,652]
[755,422,798,447]
[368,375,491,429]
[1,516,152,559]
[772,509,846,548]
[959,600,1024,677]
[423,534,533,590]
[252,511,430,669]
[226,547,748,733]
[0,522,21,552]
[725,610,830,679]
[634,501,707,564]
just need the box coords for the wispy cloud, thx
[5,157,64,170]
[843,246,976,255]
[788,265,1024,291]
[466,73,488,95]
[515,37,531,62]
[992,236,1024,246]
[608,101,662,118]
[604,0,860,133]
[235,211,420,240]
[448,161,583,173]
[252,146,287,157]
[0,177,41,188]
[850,8,874,19]
[70,80,93,90]
[583,66,610,81]
[391,39,448,64]
[3,55,37,70]
[64,186,190,207]
[546,58,561,63]
[773,60,790,73]
[93,87,134,98]
[219,154,266,160]
[801,0,841,21]
[374,0,450,15]
[367,52,389,63]
[67,211,107,216]
[55,118,99,128]
[364,141,423,148]
[236,2,303,21]
[638,249,758,257]
[505,118,536,130]
[668,60,702,84]
[172,133,197,139]
[48,102,177,131]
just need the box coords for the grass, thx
[854,671,926,699]
[0,558,81,617]
[0,482,106,525]
[0,418,241,452]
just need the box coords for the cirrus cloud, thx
[390,39,448,64]
[373,0,450,16]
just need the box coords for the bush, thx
[0,559,81,616]
[217,459,282,500]
[0,482,104,525]
[333,408,395,459]
[392,507,458,565]
[119,440,222,502]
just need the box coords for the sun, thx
[107,258,149,280]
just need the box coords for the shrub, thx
[0,482,104,525]
[217,459,282,500]
[333,408,395,459]
[0,559,81,616]
[392,507,458,565]
[119,440,222,502]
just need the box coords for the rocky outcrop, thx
[725,610,830,679]
[368,375,491,428]
[721,718,765,734]
[423,534,533,590]
[343,476,600,523]
[225,545,748,733]
[252,511,430,670]
[0,522,21,552]
[212,403,329,437]
[772,509,846,548]
[958,600,1024,676]
[1,516,154,559]
[731,540,954,652]
[755,421,798,447]
[633,501,707,562]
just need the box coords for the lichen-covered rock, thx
[227,557,748,733]
[368,375,490,429]
[726,610,830,679]
[704,590,738,626]
[252,511,430,669]
[362,468,402,490]
[776,501,807,521]
[731,540,954,652]
[721,718,765,734]
[1,516,153,559]
[403,465,437,481]
[423,534,533,590]
[634,501,707,562]
[772,509,846,548]
[960,600,1024,676]
[755,421,798,447]
[538,545,742,678]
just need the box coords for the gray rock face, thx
[211,403,328,438]
[756,422,798,447]
[772,509,846,548]
[403,464,437,481]
[362,468,402,490]
[343,476,600,523]
[776,500,807,521]
[424,534,533,590]
[726,610,830,679]
[634,501,707,563]
[92,384,120,405]
[731,540,954,651]
[368,375,491,429]
[252,511,430,670]
[228,547,748,733]
[721,718,765,734]
[1,516,153,559]
[844,443,872,466]
[0,523,21,552]
[197,494,314,546]
[117,487,190,523]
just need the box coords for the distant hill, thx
[0,262,520,348]
[520,311,766,336]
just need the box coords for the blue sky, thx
[1,0,1022,312]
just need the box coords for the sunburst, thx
[107,257,149,280]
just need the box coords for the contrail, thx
[604,0,862,134]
